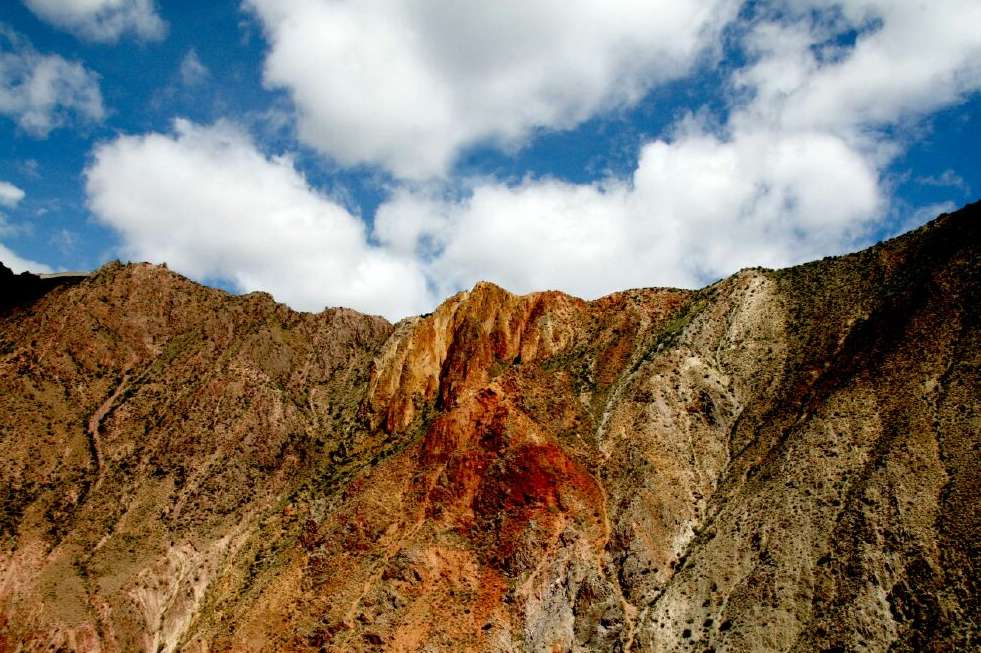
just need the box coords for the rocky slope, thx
[0,202,977,652]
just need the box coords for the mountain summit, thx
[1,203,978,652]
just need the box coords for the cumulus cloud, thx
[735,0,981,142]
[83,2,981,318]
[84,117,881,316]
[0,181,26,208]
[22,0,166,43]
[85,119,431,319]
[245,0,739,178]
[0,28,104,136]
[376,0,980,302]
[376,127,880,299]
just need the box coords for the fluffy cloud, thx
[736,0,981,140]
[376,127,880,299]
[85,119,431,319]
[89,116,872,319]
[0,28,104,136]
[22,0,166,43]
[83,2,981,318]
[376,0,980,302]
[245,0,739,178]
[0,181,26,208]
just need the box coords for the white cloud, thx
[0,242,51,274]
[179,49,208,86]
[0,28,104,136]
[85,119,432,319]
[22,0,166,43]
[376,127,881,300]
[245,0,739,178]
[374,0,980,303]
[0,181,26,208]
[82,2,981,319]
[736,0,981,140]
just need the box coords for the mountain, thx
[0,202,977,652]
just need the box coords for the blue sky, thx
[1,0,979,318]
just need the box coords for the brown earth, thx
[0,201,977,652]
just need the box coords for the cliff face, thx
[0,203,977,652]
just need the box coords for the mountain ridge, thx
[1,201,977,652]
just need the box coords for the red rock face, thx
[416,385,605,574]
[0,203,979,652]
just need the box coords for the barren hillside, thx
[1,202,977,652]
